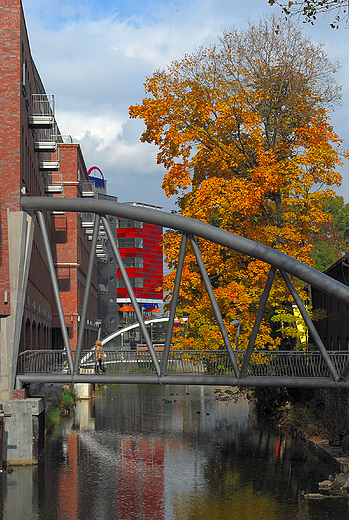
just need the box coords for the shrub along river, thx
[1,384,349,520]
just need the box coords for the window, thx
[117,277,143,289]
[109,257,115,263]
[109,276,115,282]
[110,317,115,323]
[117,218,143,229]
[109,297,115,303]
[117,238,143,249]
[123,257,143,268]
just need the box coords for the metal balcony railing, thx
[34,127,57,152]
[80,180,95,197]
[29,94,55,128]
[80,213,95,228]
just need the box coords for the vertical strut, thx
[280,270,339,381]
[74,214,100,374]
[37,211,74,375]
[240,265,276,376]
[102,216,161,376]
[161,233,188,375]
[189,234,240,378]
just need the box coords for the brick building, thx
[0,0,164,399]
[0,0,98,399]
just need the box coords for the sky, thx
[22,0,349,212]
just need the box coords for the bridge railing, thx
[16,349,349,379]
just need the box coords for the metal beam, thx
[16,373,349,389]
[37,211,74,375]
[21,197,349,306]
[74,214,100,374]
[102,216,161,376]
[279,270,339,382]
[189,234,240,378]
[161,233,188,375]
[240,266,276,376]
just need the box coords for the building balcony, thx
[39,148,60,171]
[99,224,106,236]
[97,251,108,263]
[80,180,95,197]
[40,160,60,171]
[44,172,64,193]
[80,213,95,228]
[29,114,55,128]
[34,128,57,152]
[29,94,55,129]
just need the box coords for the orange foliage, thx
[130,16,346,350]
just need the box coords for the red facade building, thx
[116,204,163,314]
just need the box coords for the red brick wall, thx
[0,0,21,315]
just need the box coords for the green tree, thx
[311,195,349,270]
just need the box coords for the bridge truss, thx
[18,196,349,389]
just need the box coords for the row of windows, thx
[117,238,143,249]
[116,218,143,229]
[122,257,143,268]
[116,277,143,289]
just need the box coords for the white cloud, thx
[23,0,349,210]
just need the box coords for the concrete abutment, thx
[2,398,45,466]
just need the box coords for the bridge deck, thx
[16,349,349,388]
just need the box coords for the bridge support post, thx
[102,216,161,376]
[161,233,188,374]
[189,235,240,378]
[240,266,276,376]
[1,398,45,465]
[0,211,34,401]
[37,211,74,376]
[74,215,100,374]
[280,270,339,381]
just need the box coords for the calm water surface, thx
[1,384,349,520]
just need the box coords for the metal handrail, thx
[16,349,349,378]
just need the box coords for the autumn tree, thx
[311,195,349,270]
[130,16,345,351]
[268,0,349,28]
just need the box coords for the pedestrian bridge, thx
[17,196,349,390]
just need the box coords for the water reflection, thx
[1,385,349,519]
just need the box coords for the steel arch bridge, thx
[17,196,349,389]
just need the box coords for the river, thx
[1,384,349,520]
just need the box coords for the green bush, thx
[45,384,77,435]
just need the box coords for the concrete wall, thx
[2,398,45,465]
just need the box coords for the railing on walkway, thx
[17,349,349,380]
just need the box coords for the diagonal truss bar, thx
[240,265,277,376]
[339,353,349,380]
[102,216,161,376]
[161,233,188,375]
[189,234,240,378]
[21,197,349,307]
[280,270,339,381]
[74,214,100,374]
[37,211,74,375]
